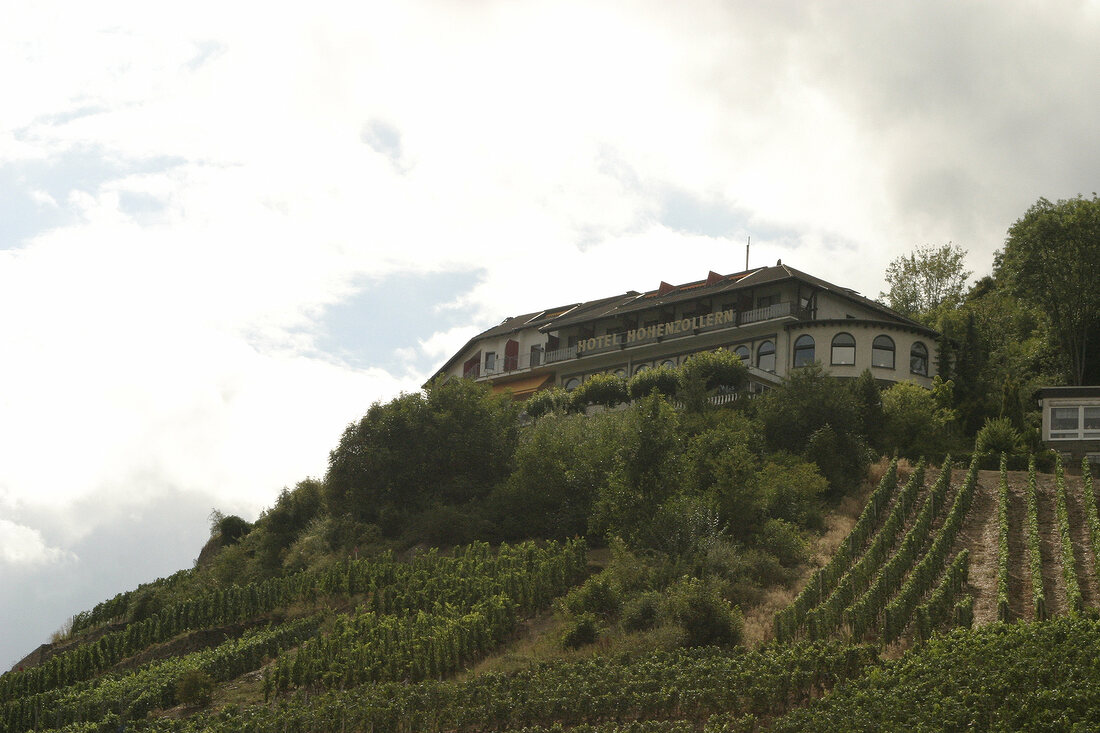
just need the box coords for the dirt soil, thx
[959,468,1097,626]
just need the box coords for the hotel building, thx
[431,263,941,399]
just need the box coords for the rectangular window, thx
[1051,407,1079,432]
[1048,405,1100,439]
[484,351,496,372]
[1085,407,1100,438]
[871,347,894,369]
[832,346,855,365]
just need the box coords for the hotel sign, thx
[576,309,735,353]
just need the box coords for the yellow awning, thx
[491,373,554,399]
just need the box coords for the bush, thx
[572,372,629,409]
[621,592,661,632]
[756,518,807,567]
[665,577,743,647]
[564,575,621,619]
[804,423,870,496]
[176,669,215,706]
[628,366,680,400]
[560,613,599,649]
[523,386,574,418]
[679,349,749,392]
[492,411,626,540]
[880,379,957,459]
[975,417,1023,455]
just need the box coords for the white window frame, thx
[1046,401,1100,440]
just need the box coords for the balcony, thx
[464,301,805,380]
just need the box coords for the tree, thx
[880,243,971,324]
[324,379,519,523]
[880,380,956,459]
[997,194,1100,385]
[754,363,868,494]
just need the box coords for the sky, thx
[2,0,1099,667]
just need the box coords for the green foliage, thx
[621,592,661,632]
[564,576,621,619]
[590,394,682,545]
[678,349,748,392]
[998,194,1100,385]
[134,644,878,732]
[996,454,1011,622]
[665,577,743,647]
[1081,458,1100,588]
[848,369,885,447]
[677,349,748,412]
[755,519,807,568]
[491,410,625,540]
[523,386,575,418]
[975,417,1022,455]
[1024,457,1046,620]
[773,458,898,642]
[879,242,971,324]
[880,380,956,459]
[214,514,251,546]
[774,617,1100,732]
[254,479,325,569]
[175,669,214,707]
[571,372,629,409]
[324,379,519,525]
[937,280,1058,437]
[1054,456,1084,615]
[644,493,723,557]
[628,365,679,400]
[756,363,869,494]
[560,613,600,649]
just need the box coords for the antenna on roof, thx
[745,236,750,271]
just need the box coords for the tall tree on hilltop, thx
[997,194,1100,385]
[880,243,971,325]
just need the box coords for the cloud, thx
[2,0,1100,664]
[0,520,72,567]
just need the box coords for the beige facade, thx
[430,264,941,398]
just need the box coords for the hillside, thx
[4,452,1100,731]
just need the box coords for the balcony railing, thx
[464,301,804,380]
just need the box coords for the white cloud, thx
[2,0,1100,656]
[0,520,72,567]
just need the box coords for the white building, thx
[431,263,941,399]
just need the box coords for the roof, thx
[429,262,932,379]
[1037,386,1100,399]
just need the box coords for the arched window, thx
[910,342,929,376]
[633,363,650,375]
[793,334,815,367]
[733,344,750,362]
[872,335,895,369]
[564,377,581,391]
[661,359,676,369]
[757,340,776,373]
[831,332,856,365]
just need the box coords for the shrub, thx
[560,613,599,648]
[176,669,215,706]
[571,372,629,409]
[628,366,680,400]
[523,386,574,418]
[756,518,807,568]
[621,592,661,632]
[975,417,1022,455]
[564,575,621,619]
[804,423,871,496]
[679,349,749,392]
[880,381,956,459]
[665,577,743,647]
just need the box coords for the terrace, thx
[463,300,807,380]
